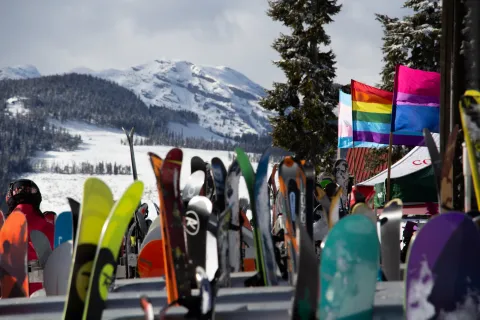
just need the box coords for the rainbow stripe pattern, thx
[351,80,392,145]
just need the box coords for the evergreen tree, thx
[376,0,441,90]
[260,0,342,168]
[365,0,441,172]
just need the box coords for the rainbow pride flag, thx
[351,80,392,145]
[391,65,440,146]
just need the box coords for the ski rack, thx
[0,272,406,319]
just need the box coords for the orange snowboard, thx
[137,239,165,278]
[0,210,29,298]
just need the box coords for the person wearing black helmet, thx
[5,179,56,296]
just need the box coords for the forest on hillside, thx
[0,74,273,208]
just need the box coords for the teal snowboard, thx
[319,214,380,319]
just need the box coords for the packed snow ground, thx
[23,120,267,221]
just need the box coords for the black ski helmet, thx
[6,179,42,213]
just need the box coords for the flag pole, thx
[385,132,394,202]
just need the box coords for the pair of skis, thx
[62,177,144,320]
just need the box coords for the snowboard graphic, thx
[137,239,164,278]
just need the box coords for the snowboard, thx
[319,214,380,319]
[269,163,278,225]
[0,210,29,298]
[302,160,315,240]
[122,126,138,180]
[191,156,207,174]
[82,180,144,320]
[182,170,206,206]
[333,159,349,213]
[54,211,73,248]
[291,223,318,320]
[328,187,343,229]
[63,177,114,320]
[67,197,80,244]
[140,216,161,250]
[225,160,242,272]
[211,157,227,216]
[253,148,278,286]
[137,239,165,278]
[185,196,212,274]
[44,240,73,296]
[30,230,53,268]
[278,156,300,284]
[149,150,191,304]
[423,128,442,201]
[351,202,376,225]
[405,212,480,319]
[378,198,402,281]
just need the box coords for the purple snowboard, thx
[406,212,480,319]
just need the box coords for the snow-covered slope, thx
[87,60,274,137]
[23,120,270,221]
[0,65,41,80]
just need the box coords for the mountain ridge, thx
[1,60,274,137]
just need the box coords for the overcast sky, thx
[0,1,409,89]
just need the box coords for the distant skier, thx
[5,179,55,296]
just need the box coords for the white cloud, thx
[0,0,408,88]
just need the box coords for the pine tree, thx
[260,0,342,169]
[376,0,441,90]
[366,0,441,172]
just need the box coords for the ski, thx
[63,177,114,320]
[459,90,480,206]
[82,180,144,320]
[235,148,267,285]
[149,150,191,304]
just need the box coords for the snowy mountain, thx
[1,60,274,137]
[0,64,41,80]
[83,60,274,137]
